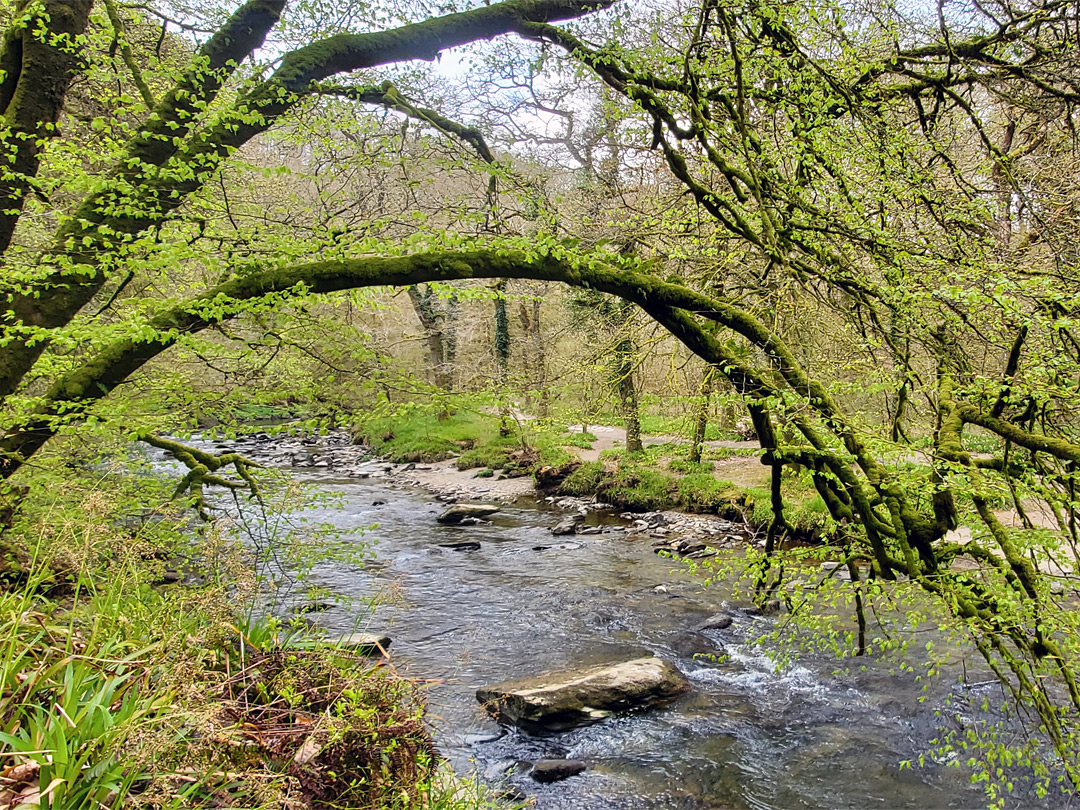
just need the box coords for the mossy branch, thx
[0,0,609,403]
[138,433,263,520]
[103,0,156,109]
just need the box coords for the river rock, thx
[476,656,690,731]
[531,759,587,783]
[484,759,532,781]
[439,541,481,551]
[551,516,580,536]
[669,631,724,660]
[437,503,501,524]
[331,632,391,653]
[697,612,734,631]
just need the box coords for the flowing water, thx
[158,435,1054,809]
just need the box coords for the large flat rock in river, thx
[476,656,690,731]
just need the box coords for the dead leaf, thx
[293,736,321,766]
[0,761,38,784]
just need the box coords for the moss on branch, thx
[138,433,263,520]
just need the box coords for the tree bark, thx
[494,280,511,437]
[612,338,643,453]
[517,296,549,415]
[0,0,92,256]
[0,0,286,400]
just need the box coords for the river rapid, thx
[159,432,1054,810]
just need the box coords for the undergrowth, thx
[0,465,512,809]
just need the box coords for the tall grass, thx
[0,480,514,808]
[0,561,171,809]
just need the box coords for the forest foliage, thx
[4,0,1080,805]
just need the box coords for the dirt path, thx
[568,424,768,488]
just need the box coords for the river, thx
[162,433,1055,810]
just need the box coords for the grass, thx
[668,457,714,474]
[677,473,740,515]
[561,430,597,449]
[738,481,837,536]
[597,463,678,511]
[356,403,583,476]
[558,455,679,511]
[558,461,605,496]
[0,467,516,809]
[356,408,501,463]
[0,571,169,810]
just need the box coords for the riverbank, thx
[0,444,517,810]
[223,426,770,560]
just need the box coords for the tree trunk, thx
[407,284,453,391]
[517,302,534,409]
[494,281,511,437]
[517,296,549,417]
[613,338,643,453]
[689,366,714,464]
[532,298,549,417]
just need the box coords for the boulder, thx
[697,612,734,631]
[331,633,391,654]
[531,759,587,783]
[437,503,501,524]
[669,631,724,660]
[476,656,690,731]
